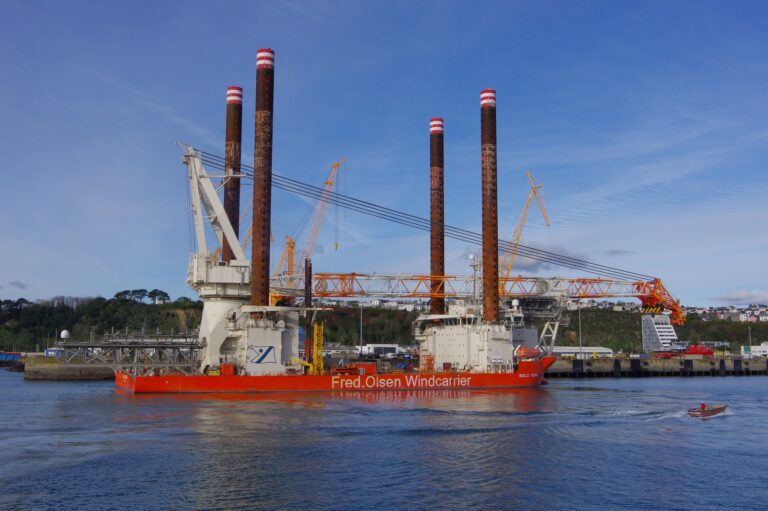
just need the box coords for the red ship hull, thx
[116,357,556,394]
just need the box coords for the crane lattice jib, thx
[500,171,550,279]
[298,158,345,270]
[271,236,296,278]
[270,273,685,325]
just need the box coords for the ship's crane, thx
[501,171,550,279]
[271,273,685,325]
[297,158,346,271]
[211,200,273,262]
[193,147,685,325]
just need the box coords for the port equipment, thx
[298,158,346,271]
[271,235,296,277]
[193,149,684,324]
[60,337,201,376]
[270,158,343,302]
[270,273,684,325]
[313,321,325,375]
[290,321,324,375]
[272,157,344,280]
[501,171,550,279]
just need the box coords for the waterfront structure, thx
[742,342,768,358]
[641,314,679,351]
[552,346,614,358]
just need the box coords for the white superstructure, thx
[183,147,302,375]
[413,300,542,372]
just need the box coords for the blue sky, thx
[1,0,766,306]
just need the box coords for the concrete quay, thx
[24,364,115,381]
[546,357,768,378]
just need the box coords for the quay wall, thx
[24,364,115,381]
[546,357,768,378]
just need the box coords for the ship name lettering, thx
[332,376,363,389]
[403,375,471,388]
[332,374,473,389]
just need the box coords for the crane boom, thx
[270,273,685,325]
[501,171,550,279]
[271,236,296,278]
[298,158,345,270]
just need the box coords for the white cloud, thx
[712,290,768,305]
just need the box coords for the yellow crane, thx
[298,158,346,270]
[214,158,344,290]
[271,236,296,278]
[500,171,550,279]
[290,321,325,375]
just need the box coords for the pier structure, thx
[24,337,202,380]
[546,356,768,378]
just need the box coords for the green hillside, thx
[1,294,202,350]
[3,294,765,354]
[557,309,766,353]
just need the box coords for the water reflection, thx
[3,371,768,510]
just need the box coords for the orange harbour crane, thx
[196,148,684,325]
[271,236,296,278]
[268,158,344,304]
[298,158,346,271]
[269,158,345,279]
[270,273,685,325]
[501,171,550,279]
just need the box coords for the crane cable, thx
[198,150,654,282]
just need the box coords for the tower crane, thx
[190,156,347,291]
[271,236,296,277]
[501,171,550,279]
[297,158,346,271]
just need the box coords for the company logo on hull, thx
[248,346,276,364]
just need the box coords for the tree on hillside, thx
[114,290,132,301]
[129,289,148,303]
[148,289,171,304]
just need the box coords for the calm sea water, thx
[1,370,766,510]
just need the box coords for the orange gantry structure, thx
[271,273,684,325]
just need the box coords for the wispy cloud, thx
[712,290,768,305]
[9,280,28,289]
[84,68,220,148]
